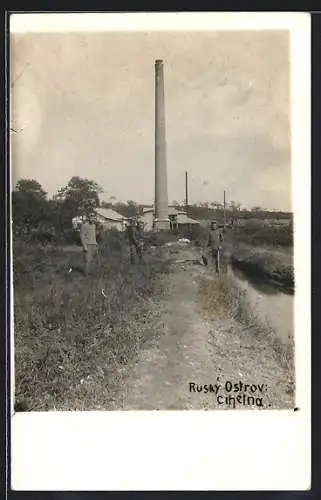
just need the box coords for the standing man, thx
[203,220,224,274]
[80,212,98,275]
[137,219,145,249]
[126,218,143,264]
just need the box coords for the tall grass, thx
[13,231,169,410]
[198,274,294,375]
[222,222,294,291]
[232,221,293,248]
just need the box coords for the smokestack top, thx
[155,59,163,65]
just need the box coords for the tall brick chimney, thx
[154,59,170,231]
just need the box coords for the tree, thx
[15,179,47,201]
[101,201,113,209]
[229,200,242,213]
[126,200,139,217]
[12,178,49,234]
[210,201,223,210]
[55,176,103,221]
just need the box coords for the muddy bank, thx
[229,266,293,345]
[226,243,294,293]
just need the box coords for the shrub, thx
[145,231,178,246]
[99,228,124,253]
[179,225,204,242]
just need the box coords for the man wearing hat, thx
[126,218,143,264]
[80,212,98,275]
[202,220,224,274]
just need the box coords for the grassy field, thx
[13,231,169,411]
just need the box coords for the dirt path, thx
[109,246,294,410]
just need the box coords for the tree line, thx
[12,176,292,242]
[12,176,101,240]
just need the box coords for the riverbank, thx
[108,248,294,410]
[227,243,294,293]
[198,272,294,372]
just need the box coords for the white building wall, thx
[142,211,154,232]
[97,216,124,231]
[72,215,126,232]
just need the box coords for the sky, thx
[11,30,291,211]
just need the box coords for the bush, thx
[62,229,82,245]
[179,225,204,242]
[99,228,124,252]
[145,231,178,246]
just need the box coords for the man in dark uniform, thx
[203,220,224,274]
[126,218,143,264]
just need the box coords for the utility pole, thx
[185,171,188,214]
[223,190,226,229]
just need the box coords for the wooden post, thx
[185,171,188,215]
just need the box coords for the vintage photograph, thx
[11,27,295,412]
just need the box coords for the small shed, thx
[72,208,128,232]
[142,206,200,232]
[95,208,128,231]
[169,209,200,231]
